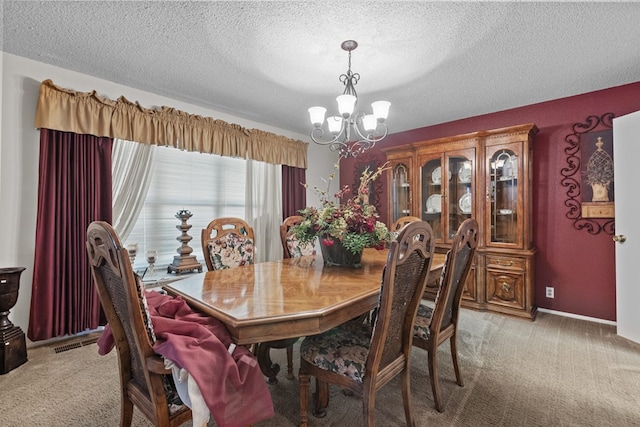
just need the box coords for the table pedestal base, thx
[254,338,298,384]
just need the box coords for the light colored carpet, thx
[1,309,639,426]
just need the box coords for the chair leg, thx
[400,368,416,427]
[299,371,310,427]
[362,384,376,427]
[286,344,295,380]
[121,395,134,427]
[428,346,444,413]
[450,334,463,387]
[313,378,330,418]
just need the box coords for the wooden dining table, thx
[163,247,445,382]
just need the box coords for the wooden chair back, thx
[86,221,191,427]
[429,218,478,341]
[391,215,422,232]
[201,217,255,271]
[280,215,316,259]
[369,220,436,378]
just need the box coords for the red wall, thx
[341,81,640,321]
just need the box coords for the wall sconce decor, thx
[561,112,615,235]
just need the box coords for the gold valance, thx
[34,79,307,168]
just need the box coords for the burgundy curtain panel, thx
[282,165,307,219]
[28,129,113,341]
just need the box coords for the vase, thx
[319,239,363,268]
[0,267,27,374]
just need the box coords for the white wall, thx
[1,51,4,202]
[0,52,338,341]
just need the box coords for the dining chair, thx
[201,217,294,384]
[201,217,255,271]
[391,215,422,233]
[412,218,479,412]
[280,215,316,259]
[86,221,192,427]
[298,221,435,427]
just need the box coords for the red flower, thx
[322,238,335,247]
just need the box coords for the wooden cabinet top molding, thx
[382,123,538,154]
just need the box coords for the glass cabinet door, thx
[391,162,411,223]
[488,147,520,245]
[421,157,443,240]
[446,154,473,241]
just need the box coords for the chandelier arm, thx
[373,122,389,139]
[310,118,349,146]
[351,116,389,143]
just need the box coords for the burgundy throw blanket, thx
[98,291,274,427]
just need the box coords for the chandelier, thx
[308,40,391,158]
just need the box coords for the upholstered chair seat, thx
[412,304,434,341]
[300,321,371,383]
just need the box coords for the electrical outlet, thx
[546,286,554,298]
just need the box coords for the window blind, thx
[125,146,246,270]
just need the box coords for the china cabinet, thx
[383,123,538,319]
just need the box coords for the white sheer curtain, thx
[246,159,283,263]
[112,139,157,242]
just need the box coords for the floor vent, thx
[81,337,99,346]
[53,336,99,354]
[54,342,82,353]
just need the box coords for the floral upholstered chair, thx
[201,217,255,271]
[201,217,295,384]
[298,221,436,427]
[280,215,316,259]
[412,218,478,413]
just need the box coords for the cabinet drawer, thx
[485,269,525,310]
[486,255,525,270]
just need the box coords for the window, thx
[125,146,246,270]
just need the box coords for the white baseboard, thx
[537,308,616,326]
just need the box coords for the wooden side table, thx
[0,267,27,374]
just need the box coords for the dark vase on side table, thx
[0,267,27,374]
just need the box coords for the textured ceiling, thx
[3,1,640,137]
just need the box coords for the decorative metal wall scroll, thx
[561,112,615,235]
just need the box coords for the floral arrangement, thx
[293,162,391,255]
